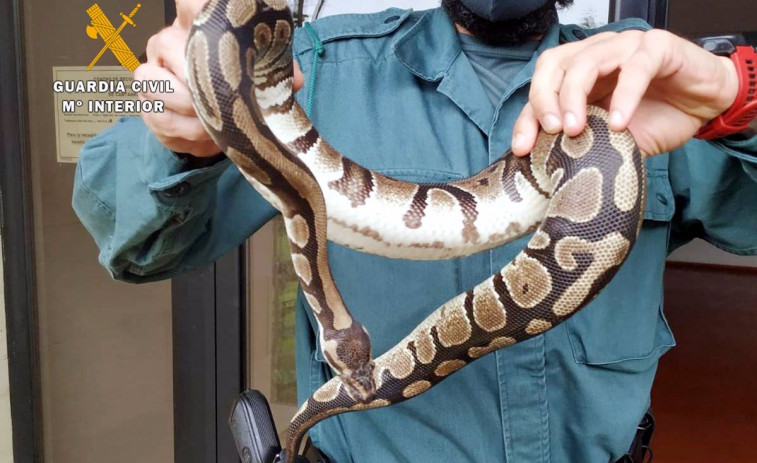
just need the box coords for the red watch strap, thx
[695,45,757,139]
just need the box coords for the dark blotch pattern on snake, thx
[185,1,646,461]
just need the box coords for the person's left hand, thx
[511,29,739,157]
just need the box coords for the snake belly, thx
[185,1,647,462]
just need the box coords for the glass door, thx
[8,1,175,461]
[248,217,300,440]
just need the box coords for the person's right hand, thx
[135,0,303,157]
[135,23,220,157]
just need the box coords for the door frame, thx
[610,0,669,27]
[0,0,44,461]
[165,0,247,459]
[171,250,248,463]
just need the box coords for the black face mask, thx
[442,0,575,46]
[459,0,550,21]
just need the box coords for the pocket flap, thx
[644,169,674,222]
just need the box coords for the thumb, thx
[293,61,304,92]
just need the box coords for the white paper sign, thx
[52,66,141,163]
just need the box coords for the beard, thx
[441,0,575,46]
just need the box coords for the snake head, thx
[323,326,377,403]
[339,327,376,403]
[343,360,376,404]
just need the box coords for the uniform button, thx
[163,181,191,198]
[656,193,668,205]
[572,28,588,39]
[384,15,400,23]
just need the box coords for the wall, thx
[22,1,174,461]
[669,239,757,268]
[0,240,13,462]
[668,0,755,37]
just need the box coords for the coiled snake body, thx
[186,1,646,461]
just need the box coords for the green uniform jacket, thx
[73,8,757,463]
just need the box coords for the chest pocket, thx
[564,154,677,373]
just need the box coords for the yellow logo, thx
[85,3,141,71]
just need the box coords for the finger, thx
[140,100,213,143]
[608,30,669,130]
[158,29,190,85]
[558,35,640,136]
[529,33,616,133]
[293,61,304,92]
[558,59,598,136]
[511,103,540,156]
[529,48,566,133]
[135,63,196,117]
[145,27,190,86]
[176,0,210,31]
[145,28,168,63]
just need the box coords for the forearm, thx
[73,117,277,283]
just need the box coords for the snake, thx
[185,1,646,461]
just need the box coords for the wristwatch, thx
[693,35,757,140]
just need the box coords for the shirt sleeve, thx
[668,134,757,256]
[72,117,278,283]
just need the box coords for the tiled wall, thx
[0,241,13,462]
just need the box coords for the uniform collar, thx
[392,8,562,134]
[393,9,463,82]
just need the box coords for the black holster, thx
[230,390,331,463]
[617,410,655,463]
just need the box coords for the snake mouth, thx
[321,328,376,402]
[343,361,377,404]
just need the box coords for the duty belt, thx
[230,389,654,463]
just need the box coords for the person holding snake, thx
[73,0,757,462]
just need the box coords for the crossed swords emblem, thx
[85,3,141,71]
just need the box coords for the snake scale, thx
[185,0,646,460]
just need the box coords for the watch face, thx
[746,31,757,47]
[694,35,747,56]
